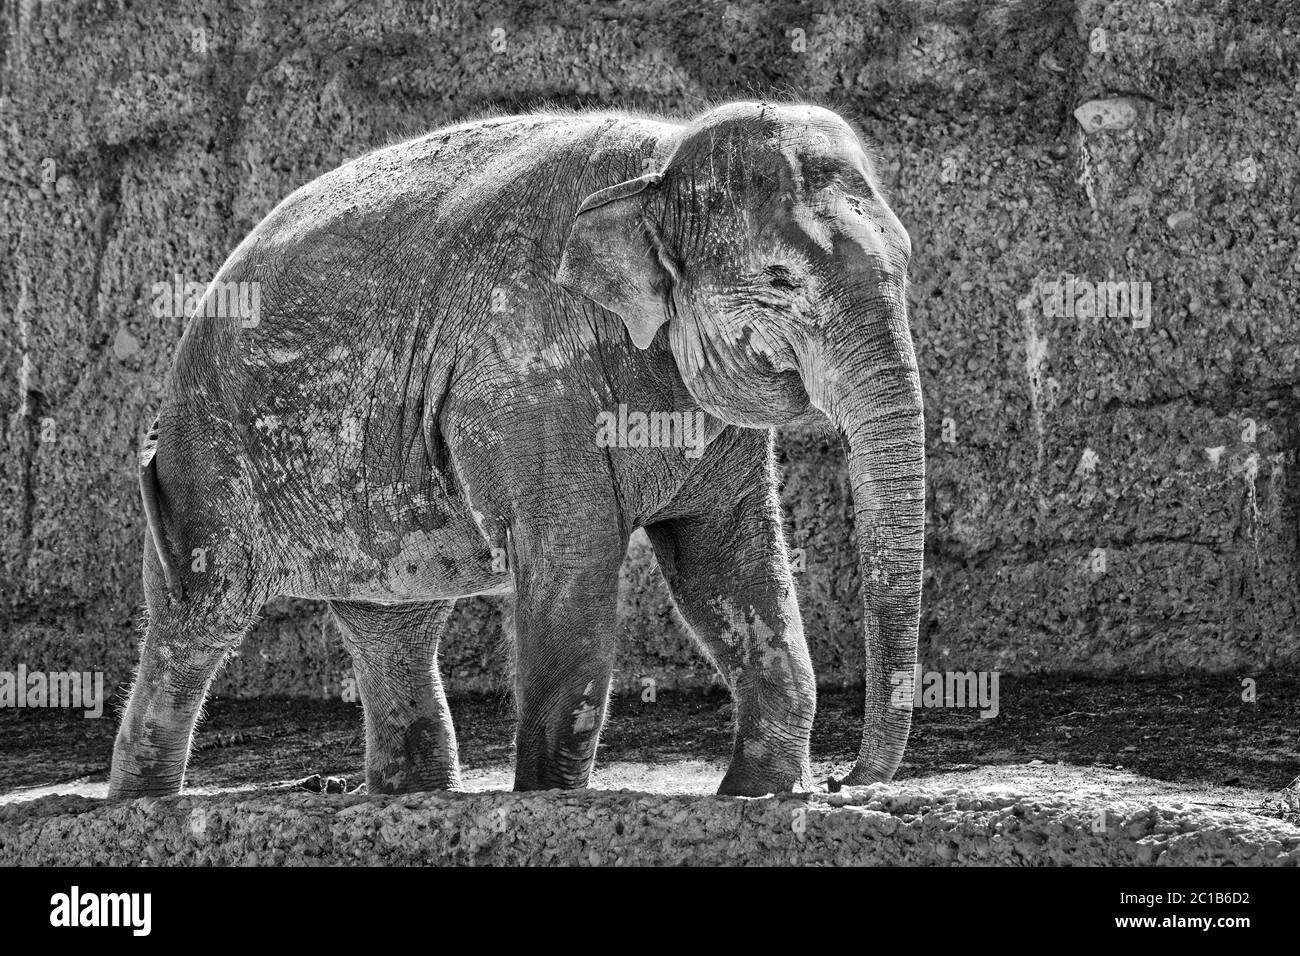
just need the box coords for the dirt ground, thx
[3,673,1297,824]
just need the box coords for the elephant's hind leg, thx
[330,599,462,793]
[109,547,260,799]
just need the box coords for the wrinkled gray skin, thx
[109,101,923,799]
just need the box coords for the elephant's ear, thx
[555,173,678,349]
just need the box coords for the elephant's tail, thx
[139,416,185,601]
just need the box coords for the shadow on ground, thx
[3,673,1296,814]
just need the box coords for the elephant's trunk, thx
[811,297,926,786]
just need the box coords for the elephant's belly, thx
[266,490,513,602]
[279,525,512,601]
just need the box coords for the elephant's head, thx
[556,102,923,786]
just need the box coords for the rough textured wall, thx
[2,0,1297,699]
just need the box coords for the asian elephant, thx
[109,101,923,800]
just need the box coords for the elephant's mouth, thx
[691,367,811,429]
[672,319,813,428]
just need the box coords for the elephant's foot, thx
[107,777,185,800]
[364,718,463,794]
[512,715,604,791]
[108,734,188,800]
[830,761,894,790]
[366,770,462,795]
[717,738,813,797]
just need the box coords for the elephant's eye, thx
[764,265,801,291]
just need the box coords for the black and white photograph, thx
[0,0,1296,910]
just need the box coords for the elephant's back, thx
[160,110,675,435]
[192,111,675,351]
[252,111,673,253]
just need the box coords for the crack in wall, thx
[12,268,41,591]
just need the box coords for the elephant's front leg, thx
[510,529,625,791]
[647,493,816,797]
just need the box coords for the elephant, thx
[109,100,923,800]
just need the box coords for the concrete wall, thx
[2,0,1298,699]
